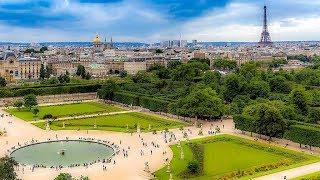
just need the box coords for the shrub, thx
[187,161,200,174]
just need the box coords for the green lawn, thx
[155,135,319,180]
[293,171,320,180]
[6,102,124,121]
[33,112,187,132]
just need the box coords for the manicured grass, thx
[33,112,187,132]
[293,171,320,180]
[6,102,124,121]
[155,135,319,180]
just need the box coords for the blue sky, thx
[0,0,319,42]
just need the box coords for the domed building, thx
[93,34,103,52]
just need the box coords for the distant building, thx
[0,50,41,82]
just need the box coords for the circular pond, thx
[10,140,114,167]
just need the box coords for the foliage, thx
[76,65,86,79]
[268,76,291,93]
[284,125,320,147]
[242,102,287,138]
[54,173,73,180]
[43,114,53,119]
[58,73,70,84]
[31,106,39,116]
[167,61,182,69]
[13,100,24,110]
[268,59,288,68]
[170,88,224,119]
[45,64,53,78]
[308,107,320,124]
[187,161,200,174]
[147,64,170,79]
[171,61,209,81]
[290,88,309,115]
[98,80,120,100]
[0,77,6,87]
[213,59,237,70]
[23,94,37,110]
[246,80,270,99]
[39,64,46,79]
[223,73,245,102]
[119,70,128,78]
[155,49,163,53]
[0,156,18,180]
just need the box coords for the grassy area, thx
[293,171,320,180]
[33,112,187,132]
[155,135,319,180]
[6,102,124,121]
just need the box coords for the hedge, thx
[0,84,101,98]
[113,91,139,106]
[113,91,170,112]
[283,125,320,148]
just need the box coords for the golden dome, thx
[93,34,101,44]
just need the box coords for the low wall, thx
[0,93,97,106]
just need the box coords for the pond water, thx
[11,140,114,167]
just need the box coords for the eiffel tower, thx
[259,5,272,46]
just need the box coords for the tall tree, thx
[39,64,46,79]
[0,156,18,180]
[45,64,53,78]
[290,88,309,115]
[76,65,86,78]
[98,80,119,100]
[171,88,224,119]
[243,103,286,139]
[24,94,38,110]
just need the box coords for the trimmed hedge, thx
[0,84,101,98]
[284,125,320,148]
[113,91,170,112]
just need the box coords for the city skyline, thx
[0,0,320,43]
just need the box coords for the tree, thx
[148,64,170,79]
[54,173,89,180]
[40,46,48,53]
[76,65,86,78]
[246,80,270,99]
[308,108,320,124]
[187,160,200,174]
[45,64,53,78]
[223,74,244,102]
[155,49,163,53]
[39,64,46,79]
[0,156,18,180]
[119,70,128,78]
[290,88,309,115]
[171,62,209,82]
[31,106,39,117]
[268,76,291,93]
[170,88,224,119]
[13,100,24,111]
[0,77,6,87]
[54,173,73,180]
[167,61,182,69]
[24,94,37,110]
[98,80,120,100]
[243,103,286,139]
[213,59,237,70]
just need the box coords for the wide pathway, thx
[1,105,320,180]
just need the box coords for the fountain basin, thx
[10,140,114,167]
